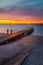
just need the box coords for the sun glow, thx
[0,20,43,24]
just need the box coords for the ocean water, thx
[0,24,43,36]
[0,24,43,64]
[21,37,43,65]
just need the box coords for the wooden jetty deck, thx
[0,27,34,45]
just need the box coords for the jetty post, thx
[7,29,9,35]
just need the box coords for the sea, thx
[0,24,43,65]
[0,24,43,36]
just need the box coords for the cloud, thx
[15,0,43,9]
[0,0,21,8]
[0,0,43,19]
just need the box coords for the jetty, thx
[0,27,34,45]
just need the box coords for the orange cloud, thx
[0,13,43,24]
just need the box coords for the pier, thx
[0,27,34,45]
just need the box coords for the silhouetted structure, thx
[10,29,13,34]
[0,27,34,45]
[7,29,9,34]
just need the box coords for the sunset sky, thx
[0,0,43,24]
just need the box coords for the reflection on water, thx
[0,24,43,36]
